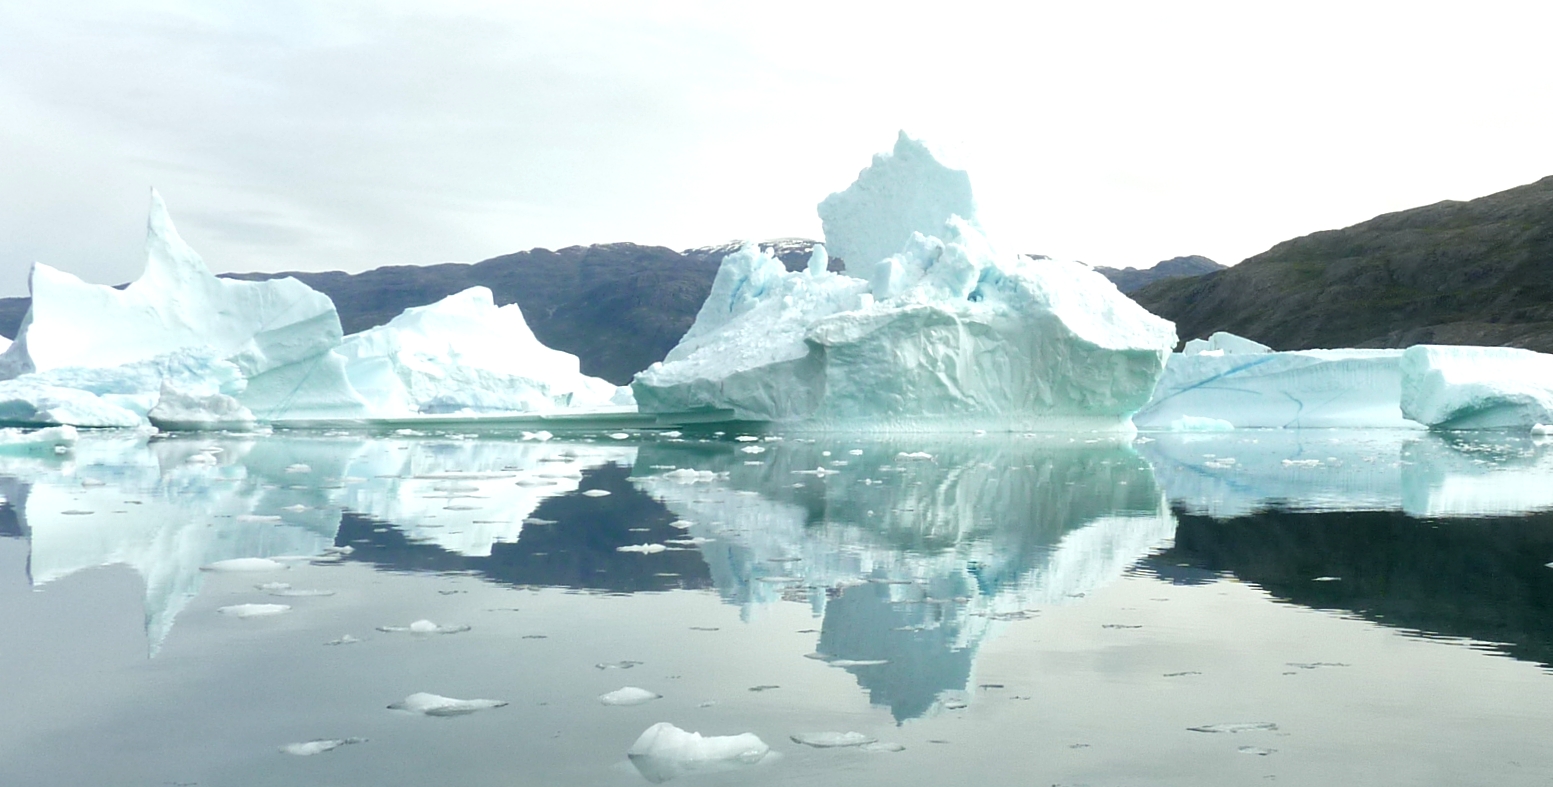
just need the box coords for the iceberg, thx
[1401,345,1553,430]
[0,191,360,427]
[1134,340,1420,430]
[626,722,770,783]
[333,286,631,416]
[633,132,1176,431]
[1182,331,1272,356]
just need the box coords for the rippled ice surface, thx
[2,428,1553,785]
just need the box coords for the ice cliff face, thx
[633,133,1177,431]
[1401,345,1553,430]
[333,286,631,416]
[1135,337,1419,430]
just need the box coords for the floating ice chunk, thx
[147,382,257,431]
[387,692,507,717]
[627,722,770,784]
[1238,745,1276,756]
[217,603,291,618]
[0,425,78,456]
[660,469,718,483]
[1182,331,1271,356]
[739,445,766,454]
[860,741,906,753]
[334,287,630,416]
[201,557,287,572]
[1187,722,1279,734]
[634,133,1174,431]
[599,687,662,706]
[279,737,366,756]
[267,587,336,598]
[790,731,877,748]
[325,635,362,646]
[1534,423,1553,435]
[581,489,612,497]
[609,432,631,440]
[1401,345,1553,430]
[895,451,934,461]
[235,514,282,523]
[376,619,470,635]
[617,544,667,554]
[522,430,554,441]
[1135,346,1417,430]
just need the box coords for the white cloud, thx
[2,0,1551,298]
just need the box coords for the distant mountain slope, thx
[1132,176,1553,352]
[0,239,826,386]
[1094,255,1224,293]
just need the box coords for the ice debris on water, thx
[285,463,312,474]
[627,722,770,784]
[201,557,287,572]
[1238,746,1276,756]
[1187,722,1279,734]
[617,543,667,554]
[581,489,612,497]
[860,741,906,753]
[595,660,642,670]
[599,687,662,706]
[790,731,877,748]
[217,603,291,618]
[376,619,471,635]
[325,635,361,646]
[279,737,366,756]
[387,692,507,717]
[895,451,934,461]
[521,430,553,441]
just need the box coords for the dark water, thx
[1,427,1551,785]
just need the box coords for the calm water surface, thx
[2,428,1552,786]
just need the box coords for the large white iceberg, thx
[0,194,629,428]
[0,191,362,427]
[1134,335,1419,430]
[633,133,1176,431]
[333,286,631,416]
[1401,345,1553,430]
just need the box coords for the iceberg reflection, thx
[631,437,1176,720]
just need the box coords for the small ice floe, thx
[1532,423,1553,435]
[376,619,471,635]
[387,692,507,717]
[60,510,94,515]
[201,557,287,572]
[282,504,311,513]
[80,478,106,487]
[236,514,283,523]
[860,741,905,753]
[325,635,361,646]
[1187,722,1279,734]
[1312,576,1341,582]
[609,432,631,440]
[322,545,354,555]
[599,687,661,706]
[628,722,770,783]
[521,430,554,441]
[789,731,876,748]
[284,463,312,474]
[186,453,218,466]
[279,737,366,756]
[665,537,713,546]
[668,519,694,529]
[826,659,888,668]
[1238,746,1276,756]
[263,584,336,598]
[660,430,683,438]
[848,449,864,456]
[895,451,934,461]
[218,603,291,618]
[735,435,759,442]
[515,478,557,487]
[581,489,612,497]
[595,660,642,670]
[617,544,667,554]
[1281,459,1322,468]
[660,469,719,484]
[739,445,766,454]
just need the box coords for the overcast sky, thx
[3,0,1551,297]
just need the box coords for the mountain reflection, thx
[1148,506,1553,669]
